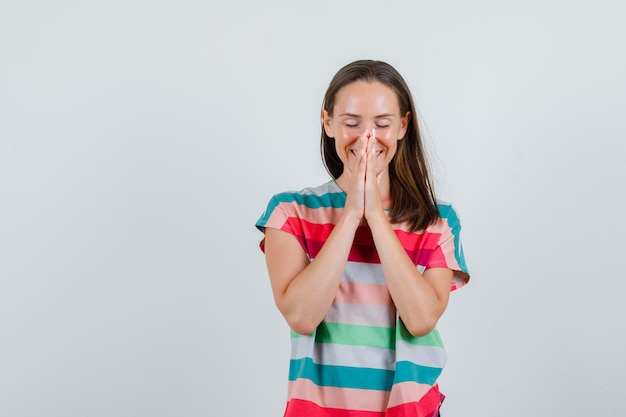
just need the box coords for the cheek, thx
[381,127,404,141]
[336,128,360,144]
[376,129,394,140]
[380,135,401,154]
[375,128,401,145]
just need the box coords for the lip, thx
[348,149,384,157]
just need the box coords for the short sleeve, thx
[427,204,470,291]
[255,193,305,253]
[256,194,289,232]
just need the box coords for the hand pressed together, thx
[343,128,388,224]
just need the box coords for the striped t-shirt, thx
[256,181,470,417]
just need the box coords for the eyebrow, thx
[338,113,396,118]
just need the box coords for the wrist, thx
[339,210,364,230]
[364,209,389,227]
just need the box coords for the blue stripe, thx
[288,357,394,391]
[394,360,442,385]
[256,190,346,230]
[276,190,346,209]
[437,203,469,274]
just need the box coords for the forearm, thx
[275,214,361,334]
[367,215,450,336]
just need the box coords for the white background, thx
[1,1,625,416]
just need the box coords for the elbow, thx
[288,318,318,336]
[290,323,317,336]
[276,301,319,335]
[406,324,436,337]
[283,311,319,336]
[275,297,324,335]
[403,316,438,337]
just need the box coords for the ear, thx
[398,111,411,140]
[322,109,335,138]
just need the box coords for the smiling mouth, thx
[350,149,383,156]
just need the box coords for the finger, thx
[352,130,369,191]
[347,134,365,176]
[367,129,376,176]
[350,136,367,186]
[358,136,368,182]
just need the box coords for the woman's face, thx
[322,80,410,178]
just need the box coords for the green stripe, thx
[315,322,395,350]
[292,322,444,348]
[397,322,445,347]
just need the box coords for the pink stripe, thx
[395,230,441,250]
[284,382,442,416]
[391,217,450,234]
[334,281,392,306]
[288,379,389,412]
[386,381,432,408]
[451,274,469,291]
[282,201,342,225]
[262,210,289,230]
[386,384,443,417]
[284,398,384,417]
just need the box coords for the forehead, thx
[334,81,400,115]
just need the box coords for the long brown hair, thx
[321,59,439,231]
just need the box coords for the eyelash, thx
[344,123,389,128]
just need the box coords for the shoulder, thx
[429,201,471,284]
[434,201,463,230]
[268,181,345,208]
[436,201,460,219]
[408,201,463,240]
[256,181,344,231]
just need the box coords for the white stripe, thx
[299,181,342,196]
[325,302,395,327]
[395,340,448,368]
[291,337,395,370]
[343,262,386,284]
[290,337,448,370]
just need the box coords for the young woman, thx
[256,60,470,417]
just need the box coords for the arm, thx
[363,134,452,336]
[367,215,453,336]
[264,133,370,335]
[264,214,361,335]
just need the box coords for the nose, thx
[355,124,376,137]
